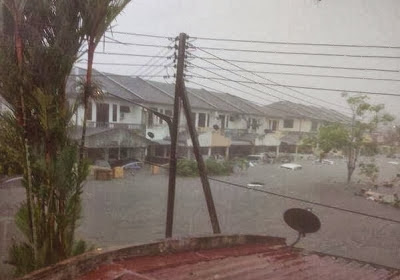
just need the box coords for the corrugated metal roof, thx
[78,238,400,280]
[263,101,350,123]
[67,68,348,121]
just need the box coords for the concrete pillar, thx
[225,146,230,160]
[118,145,121,160]
[276,145,280,156]
[187,147,191,159]
[104,148,109,161]
[163,146,168,158]
[108,104,113,123]
[295,145,299,161]
[208,147,212,157]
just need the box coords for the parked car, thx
[109,158,141,168]
[280,163,302,170]
[246,154,265,165]
[121,161,143,170]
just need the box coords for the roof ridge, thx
[200,88,246,113]
[96,70,145,101]
[138,78,175,100]
[184,87,219,109]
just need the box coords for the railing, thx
[87,121,145,130]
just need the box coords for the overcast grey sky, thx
[78,0,400,117]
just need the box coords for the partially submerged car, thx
[121,161,143,170]
[280,163,302,170]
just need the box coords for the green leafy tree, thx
[306,94,394,183]
[345,94,394,183]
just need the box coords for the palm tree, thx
[1,0,37,264]
[72,0,130,244]
[78,0,131,162]
[1,0,88,274]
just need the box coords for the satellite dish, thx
[147,132,155,139]
[213,124,220,131]
[283,208,321,247]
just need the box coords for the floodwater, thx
[1,156,400,278]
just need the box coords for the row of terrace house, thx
[65,67,349,163]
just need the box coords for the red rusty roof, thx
[78,238,400,280]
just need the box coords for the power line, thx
[186,79,274,115]
[105,30,174,40]
[103,37,172,49]
[188,50,351,117]
[76,62,173,67]
[142,160,400,226]
[188,62,349,113]
[143,62,175,80]
[208,177,400,225]
[186,70,278,104]
[94,51,172,59]
[191,55,400,73]
[191,45,400,59]
[189,75,400,97]
[186,71,333,119]
[191,47,360,112]
[134,43,176,76]
[192,36,400,50]
[186,67,400,83]
[70,74,169,78]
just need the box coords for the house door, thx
[219,115,226,130]
[96,103,109,127]
[271,120,278,131]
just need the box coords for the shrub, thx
[177,159,198,177]
[176,158,233,177]
[359,161,379,185]
[205,159,232,176]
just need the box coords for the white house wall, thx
[70,97,144,126]
[274,119,322,133]
[254,134,281,147]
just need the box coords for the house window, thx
[191,112,196,127]
[283,119,294,128]
[96,103,109,123]
[165,109,172,117]
[120,106,130,113]
[251,118,258,130]
[219,115,226,129]
[112,104,117,122]
[311,121,319,131]
[198,113,206,128]
[120,105,130,121]
[148,107,157,127]
[86,102,92,121]
[159,109,164,124]
[269,120,278,131]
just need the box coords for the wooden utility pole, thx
[165,33,221,238]
[165,34,185,238]
[180,85,221,234]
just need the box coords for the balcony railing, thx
[87,121,145,130]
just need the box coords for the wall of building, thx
[277,118,318,133]
[70,98,144,126]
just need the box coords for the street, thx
[1,157,400,278]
